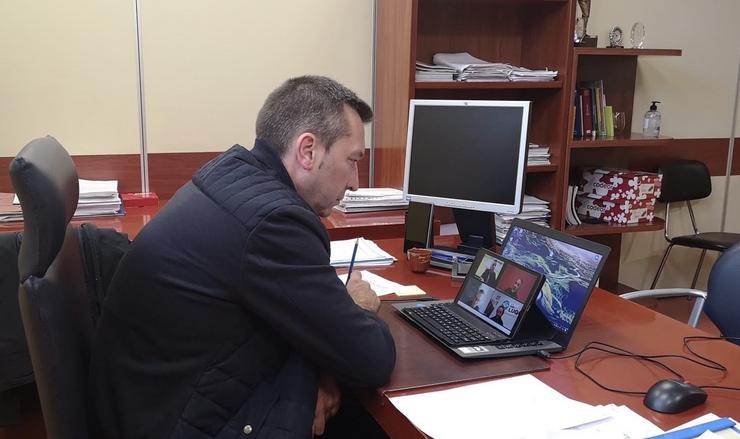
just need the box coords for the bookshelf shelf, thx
[566,218,665,237]
[574,48,682,57]
[526,164,558,173]
[571,133,674,148]
[414,80,563,91]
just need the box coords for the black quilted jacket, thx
[88,140,396,439]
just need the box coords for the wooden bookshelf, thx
[414,80,564,90]
[574,48,682,57]
[566,218,665,237]
[571,133,674,148]
[374,0,574,230]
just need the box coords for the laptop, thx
[395,248,545,358]
[395,219,610,359]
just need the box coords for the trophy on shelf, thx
[574,0,597,47]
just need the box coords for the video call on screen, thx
[458,253,537,335]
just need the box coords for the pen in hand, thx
[345,238,360,285]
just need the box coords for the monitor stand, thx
[426,206,497,270]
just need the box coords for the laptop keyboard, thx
[403,303,499,346]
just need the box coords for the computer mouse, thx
[643,379,707,414]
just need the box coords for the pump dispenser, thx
[643,101,661,137]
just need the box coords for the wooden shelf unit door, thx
[373,0,576,230]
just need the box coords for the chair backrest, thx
[658,160,711,203]
[10,136,93,439]
[705,242,740,344]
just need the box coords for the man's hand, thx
[346,271,380,313]
[312,373,341,436]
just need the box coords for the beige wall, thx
[140,0,374,153]
[0,1,373,156]
[0,0,141,156]
[588,0,740,289]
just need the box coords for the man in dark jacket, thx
[88,76,396,439]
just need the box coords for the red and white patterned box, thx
[579,168,662,202]
[575,196,657,224]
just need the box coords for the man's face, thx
[513,279,522,290]
[300,106,365,217]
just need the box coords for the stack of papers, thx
[337,270,426,297]
[75,179,123,217]
[527,143,551,166]
[330,237,396,267]
[10,179,123,219]
[415,61,456,82]
[432,52,557,82]
[0,193,23,222]
[389,374,663,439]
[335,188,408,213]
[495,195,550,243]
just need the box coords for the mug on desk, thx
[407,248,432,273]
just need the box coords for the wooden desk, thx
[1,203,409,241]
[363,238,740,437]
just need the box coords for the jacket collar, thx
[250,139,296,191]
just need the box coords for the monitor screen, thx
[403,99,530,215]
[501,222,606,336]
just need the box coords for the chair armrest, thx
[619,288,707,328]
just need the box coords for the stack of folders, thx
[495,195,550,243]
[527,143,551,166]
[415,61,456,82]
[335,188,408,213]
[432,52,557,82]
[565,184,582,226]
[9,179,124,219]
[329,238,396,268]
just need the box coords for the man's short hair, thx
[256,75,373,157]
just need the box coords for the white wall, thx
[588,0,740,289]
[0,1,373,156]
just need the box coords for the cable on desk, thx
[548,337,740,395]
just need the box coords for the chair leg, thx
[690,249,707,289]
[651,244,674,289]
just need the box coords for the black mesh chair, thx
[651,160,740,289]
[10,136,94,439]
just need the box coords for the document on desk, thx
[330,238,396,267]
[389,374,661,439]
[337,270,428,297]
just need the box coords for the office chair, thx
[651,160,740,289]
[621,242,740,344]
[10,136,94,439]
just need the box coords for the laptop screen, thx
[456,250,543,337]
[501,222,607,336]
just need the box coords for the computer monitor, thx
[403,99,531,250]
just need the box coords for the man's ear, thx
[295,132,318,170]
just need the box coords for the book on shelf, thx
[575,80,611,140]
[335,187,409,213]
[565,185,582,226]
[527,143,551,166]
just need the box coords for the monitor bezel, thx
[402,99,531,215]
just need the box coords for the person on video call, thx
[471,288,487,313]
[490,305,506,326]
[88,76,396,439]
[505,278,523,296]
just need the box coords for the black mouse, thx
[644,379,707,414]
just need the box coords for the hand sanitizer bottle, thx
[642,101,661,137]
